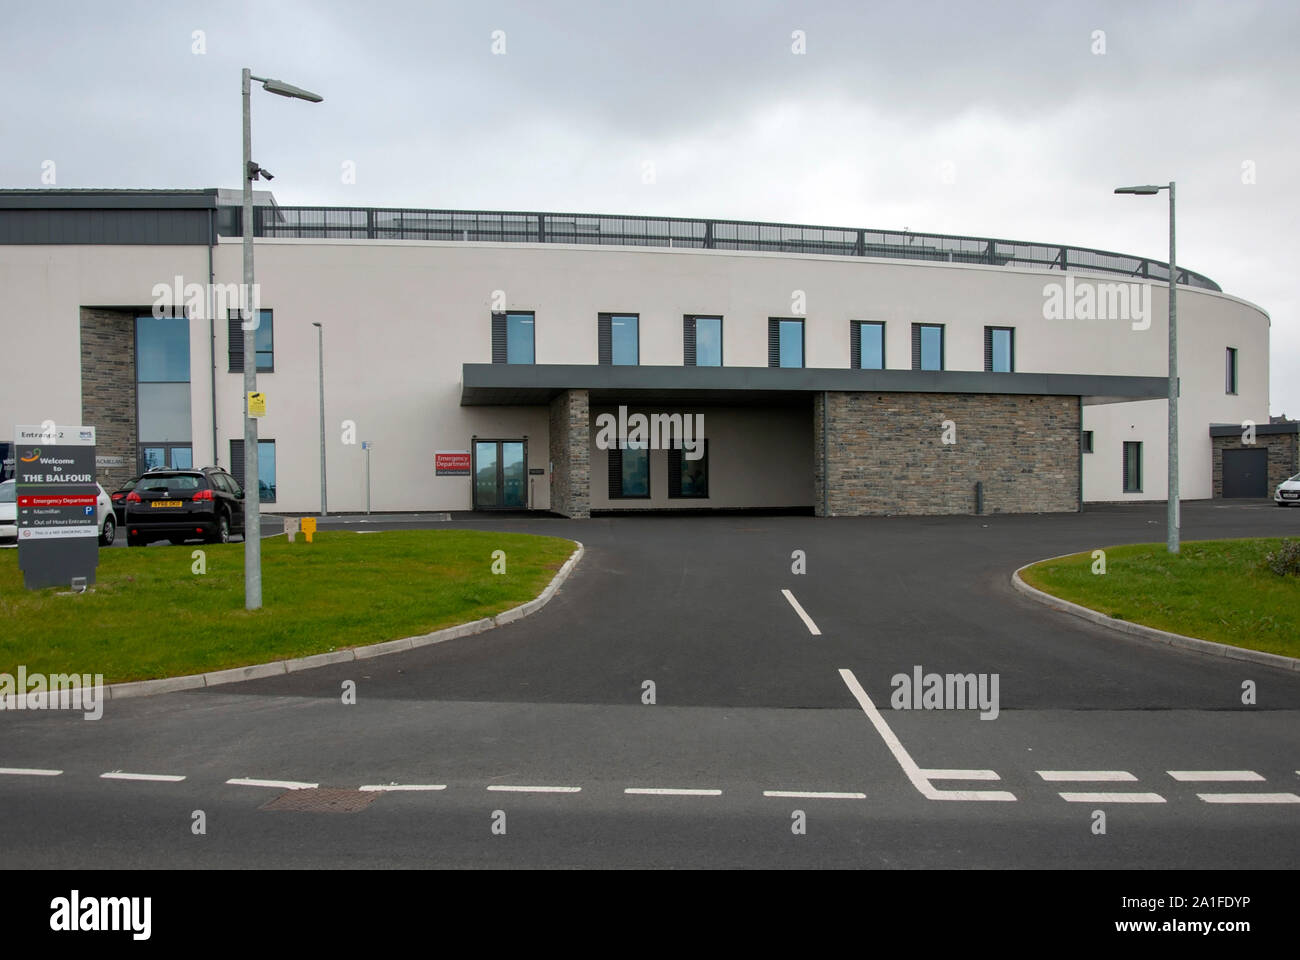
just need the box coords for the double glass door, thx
[474,440,527,509]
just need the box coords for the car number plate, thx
[151,500,183,508]
[1284,492,1298,499]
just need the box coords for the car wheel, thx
[99,515,115,546]
[210,513,231,544]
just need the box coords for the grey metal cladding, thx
[0,207,214,245]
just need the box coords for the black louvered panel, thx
[228,439,245,489]
[491,312,507,364]
[683,315,696,366]
[984,327,993,371]
[667,444,682,497]
[607,446,622,499]
[598,313,612,365]
[228,312,245,372]
[911,323,922,370]
[768,318,780,368]
[850,321,861,370]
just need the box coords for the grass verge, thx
[1018,538,1300,659]
[0,529,576,682]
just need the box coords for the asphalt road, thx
[2,501,1297,868]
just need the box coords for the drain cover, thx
[260,788,378,814]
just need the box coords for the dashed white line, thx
[359,784,447,792]
[1168,770,1264,782]
[226,778,319,790]
[1197,793,1300,804]
[486,785,581,794]
[0,767,62,777]
[921,769,1001,781]
[1058,792,1166,803]
[763,790,866,799]
[1038,771,1138,782]
[838,668,1015,802]
[100,772,186,782]
[625,788,722,797]
[781,589,822,636]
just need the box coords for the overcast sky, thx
[5,0,1296,414]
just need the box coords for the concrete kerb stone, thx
[98,540,586,702]
[1011,553,1300,672]
[107,674,207,700]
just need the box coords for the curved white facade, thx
[0,204,1270,515]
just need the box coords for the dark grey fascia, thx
[0,189,219,210]
[461,363,1170,406]
[1209,422,1299,437]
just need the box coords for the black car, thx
[109,475,141,525]
[124,467,246,546]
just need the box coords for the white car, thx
[1277,472,1300,507]
[0,479,116,545]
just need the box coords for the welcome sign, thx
[14,424,99,589]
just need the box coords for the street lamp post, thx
[1114,181,1178,554]
[313,321,327,516]
[241,68,323,610]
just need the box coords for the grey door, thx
[1222,448,1268,498]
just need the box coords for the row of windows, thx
[492,312,1017,373]
[608,443,709,499]
[214,310,1242,397]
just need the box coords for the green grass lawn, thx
[1019,538,1300,659]
[0,530,576,683]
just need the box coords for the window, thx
[491,311,535,364]
[985,326,1014,373]
[228,439,277,502]
[768,318,804,368]
[607,443,649,499]
[912,323,945,371]
[227,310,274,372]
[669,440,708,498]
[599,314,639,365]
[1123,441,1142,493]
[684,315,722,367]
[853,321,885,370]
[1082,430,1094,454]
[1226,347,1238,394]
[136,316,191,470]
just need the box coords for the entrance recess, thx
[473,439,527,509]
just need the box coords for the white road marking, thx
[1058,792,1166,803]
[226,778,319,790]
[1168,770,1264,782]
[100,772,186,782]
[0,767,62,776]
[838,668,1015,802]
[1038,770,1138,782]
[763,790,866,799]
[1197,793,1300,804]
[359,784,446,792]
[921,769,1001,781]
[781,589,821,636]
[625,788,723,797]
[486,785,581,793]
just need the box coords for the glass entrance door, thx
[473,439,528,510]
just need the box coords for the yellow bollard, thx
[300,517,317,543]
